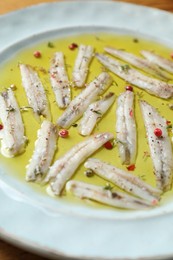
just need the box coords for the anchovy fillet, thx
[84,158,161,203]
[105,46,169,80]
[45,132,114,195]
[20,64,50,120]
[72,45,94,87]
[116,90,136,164]
[140,100,173,191]
[57,72,112,128]
[0,89,26,157]
[141,50,173,74]
[78,92,115,136]
[66,180,155,210]
[96,53,173,99]
[26,120,58,181]
[50,52,71,108]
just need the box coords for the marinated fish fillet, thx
[50,52,71,108]
[66,180,155,210]
[140,100,173,191]
[78,92,115,136]
[116,90,136,164]
[141,50,173,74]
[72,44,94,87]
[57,72,112,128]
[20,64,50,120]
[105,46,169,80]
[26,120,58,181]
[45,132,114,195]
[0,89,26,157]
[96,53,173,99]
[84,158,161,203]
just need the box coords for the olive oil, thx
[0,32,173,210]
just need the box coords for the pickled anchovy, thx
[141,50,173,74]
[72,45,94,87]
[50,52,70,108]
[140,100,173,191]
[0,89,26,157]
[116,90,136,164]
[20,64,50,120]
[105,46,169,80]
[26,121,58,181]
[66,180,154,210]
[85,158,161,203]
[78,92,115,136]
[96,53,173,99]
[57,72,112,128]
[45,132,114,195]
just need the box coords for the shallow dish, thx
[1,1,173,259]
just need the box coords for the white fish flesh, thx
[95,53,173,99]
[26,120,58,181]
[45,132,114,195]
[140,100,173,191]
[105,46,169,80]
[72,44,94,87]
[116,90,136,164]
[84,158,161,204]
[0,89,26,157]
[50,52,71,108]
[78,92,115,136]
[20,64,50,120]
[141,50,173,74]
[66,180,155,210]
[57,72,112,128]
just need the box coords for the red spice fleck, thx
[126,164,136,171]
[0,124,3,130]
[69,43,78,50]
[125,85,133,91]
[51,73,56,79]
[129,109,133,117]
[154,128,162,137]
[166,120,171,125]
[171,53,173,59]
[104,141,113,150]
[59,129,69,138]
[33,51,41,58]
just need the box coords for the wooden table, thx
[0,0,173,259]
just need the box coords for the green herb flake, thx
[120,64,130,72]
[104,183,113,191]
[47,42,54,48]
[91,109,102,115]
[72,123,78,127]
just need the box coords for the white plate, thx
[1,1,173,259]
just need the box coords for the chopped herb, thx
[84,169,94,177]
[91,109,102,115]
[112,81,118,87]
[47,42,54,48]
[6,105,15,112]
[167,124,172,129]
[72,123,78,127]
[104,183,113,191]
[133,38,139,43]
[120,64,130,72]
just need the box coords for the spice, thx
[33,51,41,58]
[71,123,78,127]
[126,164,136,171]
[0,124,3,130]
[154,128,162,137]
[171,53,173,59]
[104,183,113,191]
[69,43,78,50]
[133,38,139,43]
[59,129,69,138]
[120,64,130,72]
[84,169,94,177]
[126,85,133,91]
[104,141,113,150]
[91,109,102,115]
[10,84,17,91]
[129,109,133,117]
[47,42,54,48]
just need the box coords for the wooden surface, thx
[0,0,173,259]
